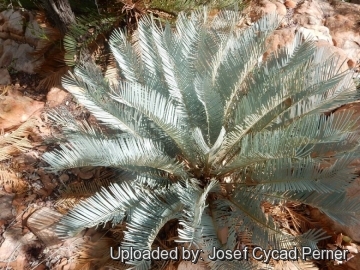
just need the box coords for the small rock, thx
[285,0,296,8]
[8,10,25,35]
[46,87,68,108]
[0,20,8,32]
[298,25,332,43]
[0,39,19,68]
[259,0,277,14]
[348,59,356,68]
[308,16,318,25]
[73,167,95,179]
[263,27,296,60]
[24,20,42,46]
[0,90,44,130]
[59,173,69,182]
[78,168,95,179]
[326,14,355,33]
[293,0,327,25]
[13,43,36,73]
[40,173,57,195]
[0,68,11,85]
[330,33,360,62]
[275,2,287,18]
[316,40,350,72]
[0,9,14,22]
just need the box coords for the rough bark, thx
[41,0,76,34]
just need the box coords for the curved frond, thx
[43,134,186,178]
[56,181,146,237]
[122,189,182,269]
[110,81,200,162]
[177,180,219,245]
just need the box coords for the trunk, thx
[41,0,76,35]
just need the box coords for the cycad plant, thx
[43,7,360,269]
